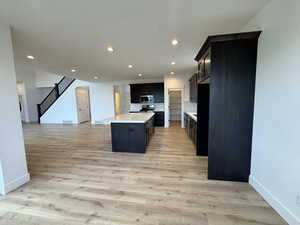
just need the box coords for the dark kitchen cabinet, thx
[198,49,211,82]
[154,111,165,127]
[145,116,155,146]
[189,73,198,103]
[195,31,261,182]
[196,83,210,156]
[184,113,197,146]
[111,115,155,153]
[130,84,141,103]
[130,83,164,103]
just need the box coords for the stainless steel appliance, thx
[140,95,154,104]
[140,104,155,112]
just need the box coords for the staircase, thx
[37,76,75,123]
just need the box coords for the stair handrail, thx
[37,76,75,122]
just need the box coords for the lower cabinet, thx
[154,111,165,127]
[111,116,155,153]
[184,113,197,146]
[145,116,155,146]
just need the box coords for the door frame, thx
[75,86,91,123]
[166,88,184,128]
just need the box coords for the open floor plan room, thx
[0,0,299,225]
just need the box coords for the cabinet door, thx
[189,74,198,103]
[130,84,141,103]
[152,83,164,103]
[197,83,210,156]
[189,78,194,102]
[155,112,165,126]
[204,50,211,78]
[128,124,146,153]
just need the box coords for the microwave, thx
[140,95,154,103]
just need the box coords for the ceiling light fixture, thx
[138,73,142,77]
[71,69,76,73]
[128,65,133,68]
[94,76,99,80]
[171,39,178,46]
[171,61,176,65]
[26,55,35,60]
[170,72,175,75]
[107,46,114,52]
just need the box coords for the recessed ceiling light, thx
[26,55,35,60]
[128,65,133,68]
[171,39,178,46]
[138,73,142,77]
[170,72,175,75]
[94,76,99,80]
[107,46,114,52]
[171,61,176,65]
[71,69,76,73]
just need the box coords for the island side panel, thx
[111,123,146,153]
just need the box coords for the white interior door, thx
[76,87,91,123]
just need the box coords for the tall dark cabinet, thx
[196,83,210,156]
[195,31,261,182]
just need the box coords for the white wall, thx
[40,80,91,124]
[40,79,115,124]
[0,25,29,195]
[14,66,62,122]
[114,84,130,114]
[90,82,115,124]
[164,74,197,127]
[16,82,29,122]
[242,0,300,224]
[15,64,40,122]
[35,69,62,88]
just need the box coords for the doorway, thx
[114,91,121,116]
[76,87,91,123]
[168,89,182,128]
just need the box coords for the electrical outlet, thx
[296,194,300,207]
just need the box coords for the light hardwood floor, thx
[0,123,286,225]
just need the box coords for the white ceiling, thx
[0,0,269,81]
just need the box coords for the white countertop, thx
[105,112,155,123]
[185,112,197,121]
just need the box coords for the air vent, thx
[62,120,73,124]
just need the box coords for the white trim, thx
[2,173,30,195]
[249,175,300,225]
[0,162,4,195]
[165,88,184,128]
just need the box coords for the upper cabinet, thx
[189,73,198,103]
[130,83,164,103]
[198,49,211,82]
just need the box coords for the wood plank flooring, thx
[0,123,286,225]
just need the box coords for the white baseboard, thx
[249,175,300,225]
[3,173,30,195]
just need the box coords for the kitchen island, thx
[105,112,155,153]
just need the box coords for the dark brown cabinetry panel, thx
[196,83,210,156]
[130,83,164,103]
[195,31,261,182]
[189,74,198,103]
[154,111,165,127]
[184,113,197,146]
[111,116,155,153]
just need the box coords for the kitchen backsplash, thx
[184,101,197,112]
[130,103,164,112]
